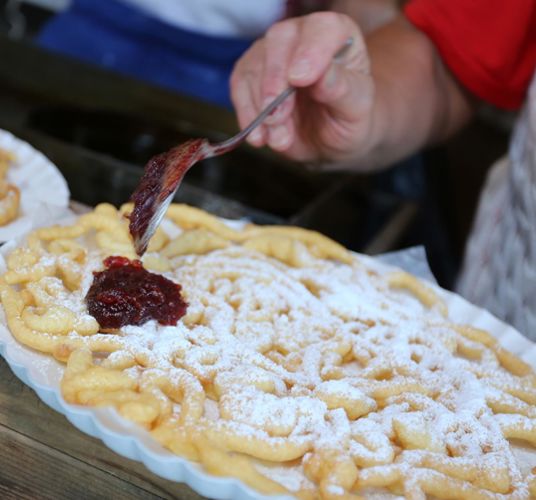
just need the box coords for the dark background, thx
[0,0,514,289]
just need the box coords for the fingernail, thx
[289,58,311,80]
[262,96,276,109]
[263,96,286,122]
[262,96,279,116]
[248,128,263,145]
[269,125,289,149]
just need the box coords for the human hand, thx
[230,12,375,163]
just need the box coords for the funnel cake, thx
[0,148,20,226]
[0,203,535,499]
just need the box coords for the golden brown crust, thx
[0,203,534,499]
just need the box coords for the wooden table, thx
[0,356,205,499]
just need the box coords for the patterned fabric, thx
[37,0,256,108]
[457,73,536,339]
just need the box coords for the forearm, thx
[357,16,474,170]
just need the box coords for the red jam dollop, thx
[129,139,205,256]
[86,256,187,329]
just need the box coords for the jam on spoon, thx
[86,256,187,329]
[129,138,207,256]
[128,39,354,256]
[127,90,291,257]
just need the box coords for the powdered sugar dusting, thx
[2,215,536,499]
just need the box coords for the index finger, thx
[260,20,299,126]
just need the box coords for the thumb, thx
[310,50,373,123]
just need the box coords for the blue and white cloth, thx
[36,0,286,107]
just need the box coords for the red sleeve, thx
[404,0,536,110]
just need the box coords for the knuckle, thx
[231,57,249,81]
[229,67,241,87]
[230,76,247,102]
[266,20,297,42]
[264,61,286,83]
[230,76,249,105]
[338,12,358,27]
[353,48,371,73]
[341,15,364,41]
[231,45,263,85]
[307,11,344,29]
